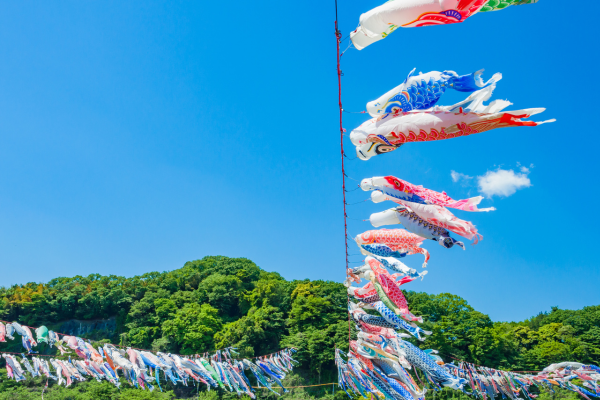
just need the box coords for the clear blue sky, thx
[0,1,597,322]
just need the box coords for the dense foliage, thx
[0,256,598,399]
[404,292,600,370]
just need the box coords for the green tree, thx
[161,303,222,354]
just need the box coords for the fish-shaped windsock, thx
[350,274,395,305]
[356,229,430,267]
[348,272,413,300]
[366,69,501,117]
[372,255,426,278]
[3,354,27,381]
[336,350,369,397]
[257,360,288,392]
[35,326,49,344]
[49,360,65,386]
[160,361,181,385]
[34,357,57,380]
[373,360,413,390]
[53,335,69,355]
[0,322,6,342]
[21,336,33,353]
[374,364,419,400]
[200,358,225,389]
[11,322,29,339]
[371,192,482,243]
[6,323,15,340]
[21,354,39,377]
[175,356,212,387]
[102,346,118,374]
[350,301,428,341]
[349,341,376,370]
[372,301,430,340]
[75,360,95,378]
[544,362,585,372]
[157,352,183,379]
[61,336,86,359]
[22,325,37,347]
[348,256,418,303]
[125,347,139,367]
[358,332,401,350]
[57,360,74,387]
[244,359,281,396]
[48,331,58,348]
[361,175,495,212]
[106,346,133,369]
[370,279,414,321]
[11,322,36,352]
[352,256,395,276]
[369,206,465,250]
[355,339,400,365]
[365,363,408,400]
[366,258,423,322]
[350,0,540,50]
[360,243,407,260]
[350,107,554,161]
[357,320,410,341]
[398,340,467,390]
[140,351,168,370]
[85,343,104,365]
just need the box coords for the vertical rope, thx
[334,1,351,344]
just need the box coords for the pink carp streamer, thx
[362,175,495,212]
[356,229,430,267]
[371,192,483,243]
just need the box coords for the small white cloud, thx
[477,168,531,198]
[451,170,473,183]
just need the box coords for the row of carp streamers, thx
[336,347,600,400]
[335,1,600,399]
[0,320,297,397]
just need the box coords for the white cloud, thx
[477,169,531,198]
[450,170,473,183]
[520,163,534,174]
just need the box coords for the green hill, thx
[0,256,598,399]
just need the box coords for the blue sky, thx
[0,1,597,322]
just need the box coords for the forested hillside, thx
[0,256,599,399]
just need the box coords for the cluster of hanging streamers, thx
[337,347,600,400]
[328,1,598,399]
[0,320,297,396]
[341,255,600,399]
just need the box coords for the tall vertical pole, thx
[334,2,351,343]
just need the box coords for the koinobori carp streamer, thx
[350,0,540,50]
